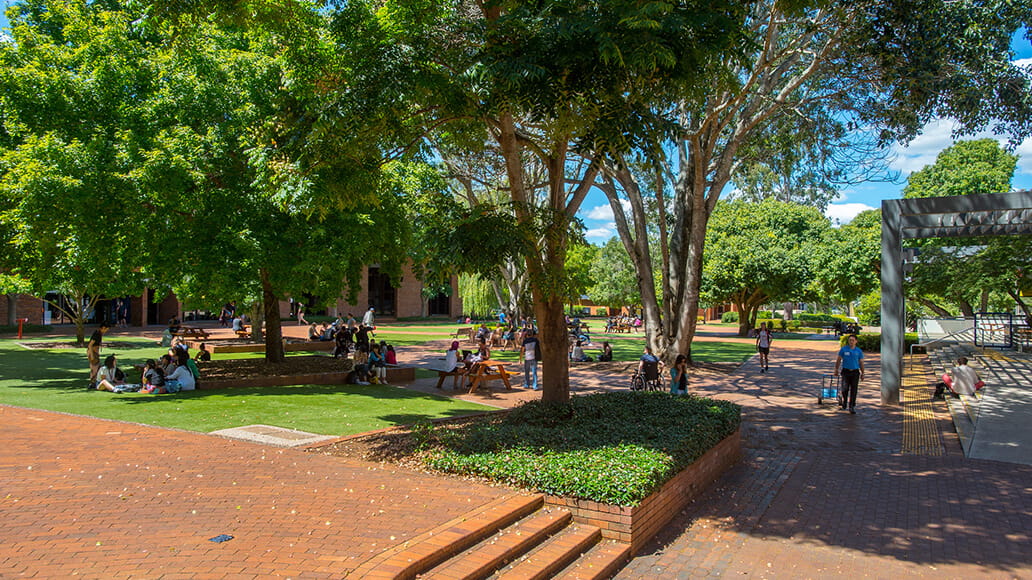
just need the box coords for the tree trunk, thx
[250,301,265,343]
[783,301,794,320]
[535,291,570,403]
[261,268,285,362]
[1007,290,1032,326]
[6,294,17,327]
[958,300,975,318]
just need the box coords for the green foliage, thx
[458,274,497,318]
[720,311,739,323]
[797,313,850,323]
[856,290,882,326]
[703,199,830,334]
[839,333,919,353]
[589,237,640,309]
[901,140,1027,317]
[420,392,741,506]
[564,243,600,305]
[813,209,881,304]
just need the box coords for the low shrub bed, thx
[839,332,919,352]
[416,391,741,506]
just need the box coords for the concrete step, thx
[420,507,573,580]
[492,524,602,580]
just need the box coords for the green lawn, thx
[0,338,493,435]
[0,325,758,436]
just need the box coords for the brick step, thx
[348,494,544,579]
[492,524,602,580]
[419,507,573,580]
[552,540,632,580]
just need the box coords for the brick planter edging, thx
[199,372,349,390]
[544,428,741,552]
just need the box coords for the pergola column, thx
[880,199,903,405]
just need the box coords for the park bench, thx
[435,367,466,389]
[452,327,473,341]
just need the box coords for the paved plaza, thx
[2,328,1031,578]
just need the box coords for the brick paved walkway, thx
[0,406,521,579]
[5,331,1032,579]
[616,345,1032,579]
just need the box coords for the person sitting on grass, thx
[195,343,212,362]
[95,355,127,392]
[570,339,590,362]
[598,341,613,362]
[165,351,197,392]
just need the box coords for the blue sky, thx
[1,5,1029,239]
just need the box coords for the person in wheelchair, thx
[631,346,664,391]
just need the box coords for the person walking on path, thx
[756,322,773,372]
[362,306,375,328]
[520,329,540,390]
[835,334,865,414]
[86,323,110,388]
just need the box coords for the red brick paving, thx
[615,346,1032,579]
[0,406,519,579]
[7,327,1032,579]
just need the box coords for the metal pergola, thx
[880,190,1032,404]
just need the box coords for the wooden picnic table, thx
[172,326,210,340]
[465,360,512,394]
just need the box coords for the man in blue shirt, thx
[835,334,865,414]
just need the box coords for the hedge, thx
[418,392,741,506]
[720,311,739,323]
[839,332,919,352]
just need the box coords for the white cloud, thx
[582,199,631,221]
[825,203,876,225]
[1014,58,1032,68]
[889,118,1032,180]
[584,225,615,242]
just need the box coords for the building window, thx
[367,267,396,316]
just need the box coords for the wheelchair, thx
[630,360,663,392]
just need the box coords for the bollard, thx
[17,318,28,339]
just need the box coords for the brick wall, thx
[545,429,741,551]
[0,294,45,326]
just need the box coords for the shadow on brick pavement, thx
[616,346,1032,579]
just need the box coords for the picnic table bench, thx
[435,367,467,389]
[234,327,250,338]
[172,326,210,340]
[465,361,512,394]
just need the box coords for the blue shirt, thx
[838,346,863,370]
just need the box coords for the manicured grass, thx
[0,338,494,435]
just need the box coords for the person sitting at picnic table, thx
[598,341,613,362]
[195,343,212,362]
[307,323,320,341]
[475,337,491,361]
[440,341,463,374]
[570,340,590,362]
[95,355,127,392]
[232,315,246,334]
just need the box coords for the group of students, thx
[93,344,203,394]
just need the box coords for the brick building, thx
[2,263,460,327]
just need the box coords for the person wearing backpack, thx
[755,322,774,373]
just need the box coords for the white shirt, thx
[168,366,196,391]
[362,309,375,326]
[951,365,980,395]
